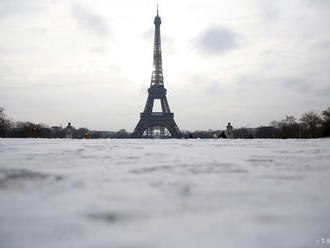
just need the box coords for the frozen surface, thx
[0,138,330,248]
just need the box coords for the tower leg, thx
[161,97,170,113]
[131,114,181,138]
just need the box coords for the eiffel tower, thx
[131,8,181,138]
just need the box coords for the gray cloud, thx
[205,81,224,95]
[314,85,330,97]
[282,78,311,93]
[305,0,330,9]
[196,26,238,55]
[142,28,153,40]
[260,76,330,99]
[0,0,46,18]
[257,1,281,22]
[72,4,108,36]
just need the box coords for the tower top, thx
[154,5,161,25]
[151,4,163,86]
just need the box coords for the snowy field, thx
[0,138,330,248]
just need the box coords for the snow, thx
[0,138,330,248]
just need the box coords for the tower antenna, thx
[157,4,159,16]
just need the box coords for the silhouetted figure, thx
[219,131,227,139]
[226,122,234,139]
[65,122,73,139]
[189,133,194,139]
[248,134,253,139]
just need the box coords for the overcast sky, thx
[0,0,329,131]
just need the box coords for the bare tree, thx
[272,116,301,138]
[270,120,280,128]
[321,107,330,137]
[322,107,330,121]
[300,111,322,138]
[15,121,47,138]
[0,107,12,137]
[281,116,297,126]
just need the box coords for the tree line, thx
[256,108,330,138]
[1,106,330,139]
[182,108,330,139]
[0,107,129,139]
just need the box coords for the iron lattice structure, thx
[131,9,181,138]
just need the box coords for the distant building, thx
[65,122,74,139]
[226,122,234,139]
[51,126,64,138]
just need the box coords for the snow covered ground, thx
[0,138,330,248]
